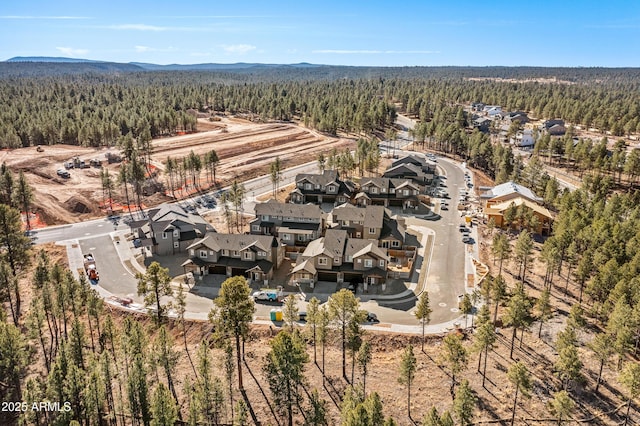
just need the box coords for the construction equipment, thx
[83,253,100,284]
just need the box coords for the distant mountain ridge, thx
[6,56,324,71]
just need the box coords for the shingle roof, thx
[330,204,387,228]
[255,199,324,220]
[295,169,339,187]
[187,232,276,252]
[481,181,541,202]
[344,239,389,261]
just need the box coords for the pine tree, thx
[264,331,309,426]
[507,361,532,426]
[618,361,640,426]
[474,305,496,388]
[306,297,321,365]
[440,333,468,399]
[535,288,553,338]
[415,291,432,352]
[589,332,614,393]
[304,389,328,426]
[398,344,417,420]
[504,282,533,359]
[453,379,476,426]
[328,288,361,381]
[357,341,372,394]
[548,390,574,425]
[150,383,178,426]
[211,276,255,391]
[12,170,34,232]
[136,261,173,325]
[282,294,300,332]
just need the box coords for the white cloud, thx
[222,44,256,54]
[135,45,151,52]
[107,24,168,31]
[0,15,90,19]
[313,49,439,54]
[55,47,89,57]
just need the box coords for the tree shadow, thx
[240,389,261,426]
[243,358,281,426]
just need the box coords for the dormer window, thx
[370,187,378,194]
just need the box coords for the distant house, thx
[391,155,436,174]
[547,124,567,136]
[480,181,543,208]
[503,111,529,125]
[471,102,486,112]
[542,119,566,136]
[382,163,432,187]
[484,106,502,117]
[356,178,421,209]
[129,203,214,255]
[473,117,492,133]
[542,119,565,129]
[484,197,553,235]
[181,233,284,284]
[511,129,535,147]
[250,199,325,246]
[291,229,389,286]
[290,170,355,205]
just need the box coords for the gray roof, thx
[187,232,276,253]
[360,177,420,192]
[147,203,210,228]
[344,239,389,261]
[254,199,324,220]
[380,217,406,242]
[481,181,542,202]
[330,204,388,228]
[296,169,339,187]
[299,229,348,260]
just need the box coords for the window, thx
[364,259,373,268]
[392,240,400,248]
[243,252,252,260]
[222,249,228,256]
[162,232,168,239]
[232,250,238,256]
[346,255,353,262]
[282,234,291,241]
[404,190,409,196]
[370,187,378,194]
[390,188,395,194]
[173,242,180,248]
[189,249,195,256]
[252,225,260,232]
[356,232,361,238]
[173,230,179,238]
[199,250,207,258]
[318,257,327,265]
[297,235,305,241]
[261,215,269,221]
[305,183,312,190]
[327,185,336,193]
[315,184,320,189]
[334,257,340,264]
[258,251,267,257]
[381,188,386,193]
[369,228,376,234]
[379,259,385,267]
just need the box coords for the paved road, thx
[35,114,479,332]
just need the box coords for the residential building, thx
[511,129,535,147]
[503,111,529,125]
[291,229,389,286]
[391,155,436,175]
[473,116,492,133]
[181,233,284,284]
[250,199,325,246]
[356,177,421,209]
[484,197,553,234]
[329,203,406,249]
[289,170,355,204]
[129,203,214,255]
[480,181,543,208]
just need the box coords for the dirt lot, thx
[0,116,353,226]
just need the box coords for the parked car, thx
[365,312,379,323]
[56,169,70,178]
[298,311,307,322]
[458,225,469,233]
[462,236,474,244]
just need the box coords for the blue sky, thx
[2,0,639,66]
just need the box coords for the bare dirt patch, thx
[0,117,354,226]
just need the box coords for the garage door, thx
[317,271,337,282]
[208,265,226,275]
[343,272,362,284]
